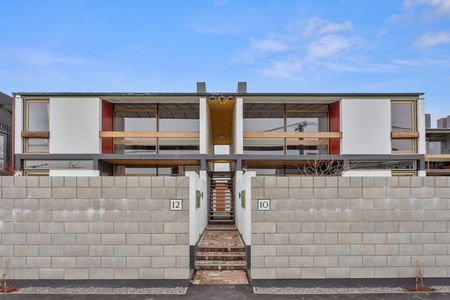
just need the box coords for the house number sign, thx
[170,199,183,211]
[258,199,271,211]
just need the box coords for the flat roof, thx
[14,92,424,97]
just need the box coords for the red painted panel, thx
[101,100,114,154]
[329,101,340,155]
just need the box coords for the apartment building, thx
[426,113,450,175]
[0,92,12,173]
[12,82,425,177]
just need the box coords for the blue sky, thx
[0,0,450,123]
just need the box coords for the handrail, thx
[243,131,341,138]
[99,131,200,138]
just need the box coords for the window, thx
[23,160,94,176]
[286,105,328,155]
[391,101,416,153]
[243,103,330,155]
[0,134,5,169]
[24,99,49,153]
[114,104,157,154]
[112,103,199,155]
[158,104,199,154]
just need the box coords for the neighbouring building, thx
[12,82,426,177]
[0,92,12,173]
[426,113,450,176]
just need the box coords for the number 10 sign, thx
[170,199,183,211]
[257,199,271,211]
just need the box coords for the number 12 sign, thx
[170,199,183,211]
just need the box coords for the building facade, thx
[426,113,450,176]
[0,92,12,174]
[12,82,426,177]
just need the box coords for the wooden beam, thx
[100,131,200,138]
[22,131,49,138]
[425,154,450,161]
[286,140,329,146]
[286,109,329,113]
[243,131,341,138]
[391,131,419,139]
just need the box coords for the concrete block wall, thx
[251,176,450,279]
[0,176,189,280]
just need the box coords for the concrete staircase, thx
[209,172,234,224]
[194,225,247,271]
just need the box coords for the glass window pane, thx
[24,160,94,169]
[158,138,199,154]
[392,139,414,152]
[243,104,284,132]
[243,138,284,154]
[158,104,199,131]
[392,102,413,131]
[28,138,49,151]
[28,102,49,131]
[286,138,328,155]
[286,113,328,132]
[0,135,4,167]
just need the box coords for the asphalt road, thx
[1,285,450,300]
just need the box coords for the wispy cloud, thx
[415,31,450,47]
[235,17,374,81]
[250,38,289,52]
[306,35,356,58]
[404,0,450,15]
[301,18,353,36]
[10,48,94,66]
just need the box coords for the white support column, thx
[233,97,243,154]
[199,97,211,154]
[14,95,23,154]
[417,98,426,155]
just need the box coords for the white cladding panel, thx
[14,96,23,154]
[341,99,391,154]
[49,97,101,154]
[417,99,426,154]
[49,169,100,176]
[342,170,392,177]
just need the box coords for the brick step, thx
[196,251,245,261]
[195,260,246,271]
[206,225,236,231]
[197,244,244,253]
[207,219,235,224]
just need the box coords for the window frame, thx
[391,100,417,154]
[23,99,50,153]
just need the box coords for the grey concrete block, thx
[89,268,114,279]
[102,188,126,199]
[89,245,113,256]
[126,234,151,245]
[77,257,101,268]
[52,188,76,199]
[3,188,26,198]
[114,245,139,256]
[64,222,89,233]
[101,234,126,245]
[64,245,89,256]
[27,188,51,199]
[77,188,101,198]
[40,268,64,279]
[65,268,89,280]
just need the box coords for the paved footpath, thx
[0,285,450,300]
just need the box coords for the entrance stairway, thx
[209,172,234,224]
[194,224,247,271]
